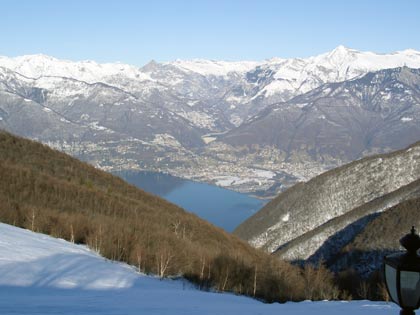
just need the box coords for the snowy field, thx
[0,223,400,315]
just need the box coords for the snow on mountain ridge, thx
[1,46,419,84]
[254,46,420,98]
[0,54,153,84]
[167,59,262,76]
[1,47,420,141]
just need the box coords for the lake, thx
[115,171,265,232]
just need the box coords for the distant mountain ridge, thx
[2,46,420,127]
[219,66,420,167]
[1,47,420,193]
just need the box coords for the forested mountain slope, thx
[0,130,339,302]
[234,141,420,261]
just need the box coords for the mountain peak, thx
[328,45,356,57]
[333,45,350,51]
[399,48,420,55]
[141,59,160,72]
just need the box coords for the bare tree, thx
[157,245,173,278]
[253,264,258,297]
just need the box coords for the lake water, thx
[115,171,265,232]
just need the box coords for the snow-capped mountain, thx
[0,65,203,145]
[252,46,420,99]
[0,54,153,84]
[1,47,420,192]
[214,67,420,187]
[2,46,420,128]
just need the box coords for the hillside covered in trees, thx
[0,130,342,302]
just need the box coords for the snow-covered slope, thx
[0,222,139,289]
[0,223,396,314]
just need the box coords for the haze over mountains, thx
[1,46,420,194]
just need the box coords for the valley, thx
[3,1,420,313]
[1,47,420,196]
[1,47,420,303]
[1,130,329,303]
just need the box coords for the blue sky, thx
[2,0,419,66]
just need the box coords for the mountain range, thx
[1,46,420,193]
[2,47,420,298]
[218,67,420,183]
